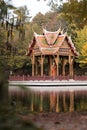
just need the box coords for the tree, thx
[32,12,47,27]
[75,26,87,68]
[0,1,31,103]
[61,0,87,28]
[48,0,87,29]
[14,5,31,23]
[80,44,87,67]
[7,6,32,75]
[0,0,16,104]
[0,0,15,19]
[0,23,9,103]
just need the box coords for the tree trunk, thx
[0,68,9,104]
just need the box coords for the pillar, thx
[49,56,53,76]
[41,55,44,76]
[69,55,71,77]
[62,59,65,76]
[32,55,35,76]
[62,58,67,76]
[69,55,73,78]
[71,57,74,77]
[55,55,59,76]
[35,60,38,76]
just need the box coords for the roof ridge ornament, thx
[58,27,61,31]
[43,28,47,34]
[61,29,64,34]
[34,32,38,36]
[64,32,68,36]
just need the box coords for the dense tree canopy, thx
[75,26,87,68]
[50,0,87,28]
[0,0,31,102]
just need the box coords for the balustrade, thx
[9,75,87,81]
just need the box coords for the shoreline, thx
[21,111,87,130]
[9,80,87,92]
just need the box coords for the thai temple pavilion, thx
[27,28,78,78]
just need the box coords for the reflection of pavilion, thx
[27,28,78,78]
[9,86,87,112]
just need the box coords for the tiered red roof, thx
[27,28,78,56]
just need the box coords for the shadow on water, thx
[9,85,87,113]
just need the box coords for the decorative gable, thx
[43,28,61,46]
[60,39,70,49]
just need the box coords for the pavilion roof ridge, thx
[64,31,68,36]
[68,36,79,56]
[34,32,44,37]
[57,33,66,48]
[34,32,38,37]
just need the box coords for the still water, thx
[9,86,87,112]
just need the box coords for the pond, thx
[9,86,87,112]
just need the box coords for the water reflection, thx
[9,86,87,112]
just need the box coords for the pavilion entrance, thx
[32,55,73,78]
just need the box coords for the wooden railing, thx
[9,75,87,81]
[73,75,87,80]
